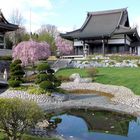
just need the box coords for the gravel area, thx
[1,82,140,117]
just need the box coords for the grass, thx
[0,133,59,140]
[56,68,89,78]
[96,67,140,95]
[55,67,140,95]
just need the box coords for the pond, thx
[51,109,140,140]
[0,86,7,94]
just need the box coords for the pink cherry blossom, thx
[12,40,51,66]
[55,36,73,55]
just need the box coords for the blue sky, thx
[0,0,140,33]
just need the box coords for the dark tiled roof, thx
[0,10,18,32]
[114,25,135,34]
[61,8,129,39]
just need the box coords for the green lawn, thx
[56,67,140,95]
[0,133,59,140]
[56,68,89,78]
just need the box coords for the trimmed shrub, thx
[8,59,25,87]
[35,62,61,92]
[8,80,21,87]
[28,86,47,95]
[86,68,99,77]
[53,78,61,87]
[35,74,49,84]
[39,81,54,92]
[13,59,22,65]
[36,63,50,73]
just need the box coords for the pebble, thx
[1,82,140,117]
[0,90,68,104]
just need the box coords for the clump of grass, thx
[27,86,50,95]
[10,85,29,91]
[67,89,114,99]
[86,68,99,77]
[10,85,51,95]
[57,75,71,82]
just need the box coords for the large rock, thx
[70,73,92,83]
[69,73,80,81]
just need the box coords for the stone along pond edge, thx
[1,82,140,117]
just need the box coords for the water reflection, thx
[52,109,140,140]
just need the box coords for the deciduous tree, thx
[12,40,51,66]
[55,36,73,55]
[0,98,44,140]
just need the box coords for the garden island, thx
[1,7,140,140]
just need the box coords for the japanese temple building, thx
[61,8,140,56]
[0,10,18,49]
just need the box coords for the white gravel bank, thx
[1,82,140,116]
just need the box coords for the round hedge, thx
[8,80,21,87]
[36,63,50,72]
[39,81,54,91]
[35,74,49,84]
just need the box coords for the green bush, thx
[53,78,61,87]
[28,86,47,95]
[8,59,25,87]
[52,117,62,124]
[35,74,49,84]
[13,59,22,65]
[23,134,59,140]
[0,98,44,140]
[39,81,54,91]
[137,63,140,67]
[8,80,21,87]
[86,68,99,77]
[0,133,59,140]
[35,62,61,93]
[36,63,50,72]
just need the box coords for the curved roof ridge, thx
[0,10,9,24]
[88,8,127,16]
[63,13,92,34]
[80,14,91,31]
[110,9,127,36]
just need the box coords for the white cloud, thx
[131,16,140,35]
[0,0,53,32]
[57,26,74,33]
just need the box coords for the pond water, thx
[52,109,140,140]
[0,86,7,94]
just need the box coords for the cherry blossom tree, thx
[12,40,51,66]
[55,36,73,55]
